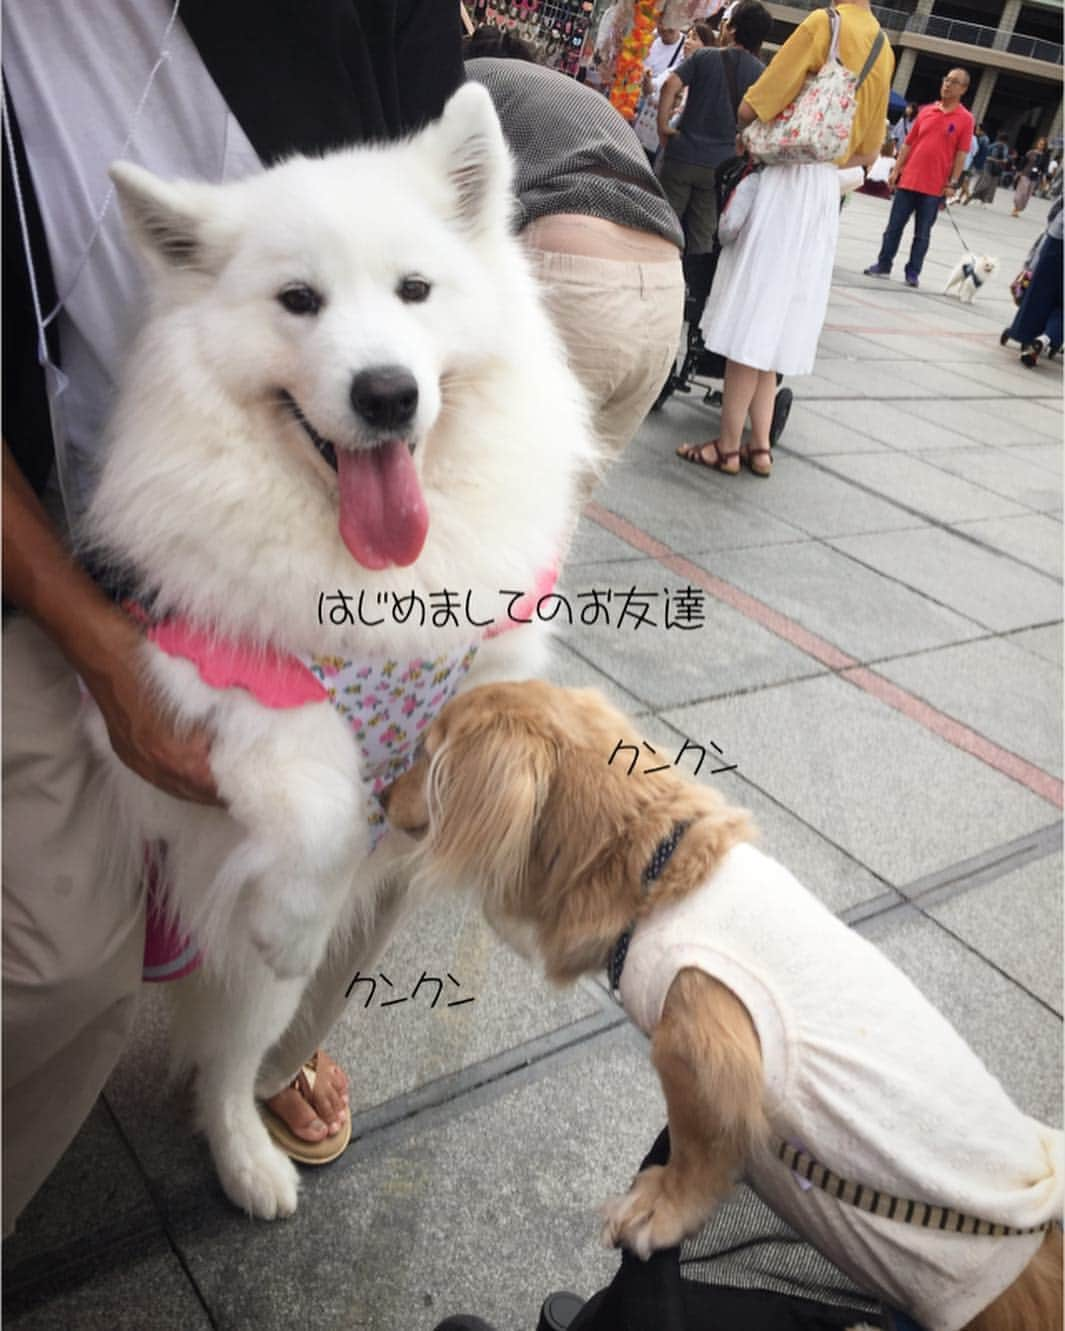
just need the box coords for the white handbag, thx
[742,8,885,166]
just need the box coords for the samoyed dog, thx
[81,84,595,1219]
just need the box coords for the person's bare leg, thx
[744,369,776,476]
[264,1050,348,1142]
[719,358,761,457]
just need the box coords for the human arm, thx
[944,146,967,195]
[887,139,910,187]
[2,442,220,804]
[657,71,684,140]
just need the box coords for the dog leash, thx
[775,1140,1054,1237]
[942,199,976,254]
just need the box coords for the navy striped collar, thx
[608,822,690,996]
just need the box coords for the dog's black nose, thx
[349,366,419,432]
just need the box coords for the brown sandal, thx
[745,447,772,478]
[676,440,740,474]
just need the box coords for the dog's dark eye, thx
[397,276,431,304]
[277,285,323,317]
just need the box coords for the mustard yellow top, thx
[744,4,894,163]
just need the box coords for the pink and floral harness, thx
[140,570,554,980]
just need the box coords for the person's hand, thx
[887,165,900,189]
[659,126,677,144]
[80,617,221,806]
[641,69,654,96]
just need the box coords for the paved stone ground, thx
[5,188,1061,1331]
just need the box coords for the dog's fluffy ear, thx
[414,83,514,239]
[109,162,233,277]
[427,721,553,904]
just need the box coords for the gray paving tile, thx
[894,397,1034,445]
[546,640,649,715]
[974,397,1065,442]
[952,513,1063,579]
[791,373,865,400]
[858,908,1062,1127]
[816,453,1028,523]
[588,443,809,556]
[1005,624,1063,666]
[662,673,1056,887]
[567,514,645,566]
[694,541,981,662]
[802,357,928,401]
[943,358,1064,398]
[915,447,1063,513]
[829,527,1062,633]
[556,557,819,709]
[342,892,607,1115]
[629,712,889,915]
[926,854,1063,1015]
[777,404,892,457]
[797,398,968,452]
[5,1251,212,1331]
[166,1027,665,1331]
[2,1102,153,1265]
[815,328,896,361]
[717,456,924,539]
[875,637,1063,778]
[1006,442,1064,479]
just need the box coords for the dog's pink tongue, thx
[337,441,429,570]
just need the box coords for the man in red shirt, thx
[864,68,973,288]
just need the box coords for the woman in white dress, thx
[677,0,891,478]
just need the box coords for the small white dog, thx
[943,252,998,302]
[82,84,595,1219]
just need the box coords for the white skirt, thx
[702,161,840,376]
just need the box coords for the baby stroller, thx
[434,1128,911,1331]
[652,157,794,451]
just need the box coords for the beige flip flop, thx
[260,1051,352,1165]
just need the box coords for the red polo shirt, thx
[899,102,974,195]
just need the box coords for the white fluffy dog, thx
[943,252,998,302]
[81,84,595,1219]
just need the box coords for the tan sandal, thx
[260,1051,352,1165]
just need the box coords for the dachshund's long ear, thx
[427,722,556,910]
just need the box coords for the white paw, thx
[599,1166,704,1260]
[215,1132,300,1220]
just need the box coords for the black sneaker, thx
[904,270,920,288]
[863,263,890,277]
[1020,335,1049,368]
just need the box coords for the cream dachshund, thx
[386,681,1063,1331]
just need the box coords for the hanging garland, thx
[609,0,657,122]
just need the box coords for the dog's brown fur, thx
[385,680,1062,1329]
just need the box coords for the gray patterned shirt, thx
[465,58,684,248]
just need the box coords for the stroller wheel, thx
[1000,328,1011,346]
[769,386,793,447]
[703,387,723,407]
[538,1291,585,1331]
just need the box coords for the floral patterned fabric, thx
[303,643,480,847]
[742,8,883,166]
